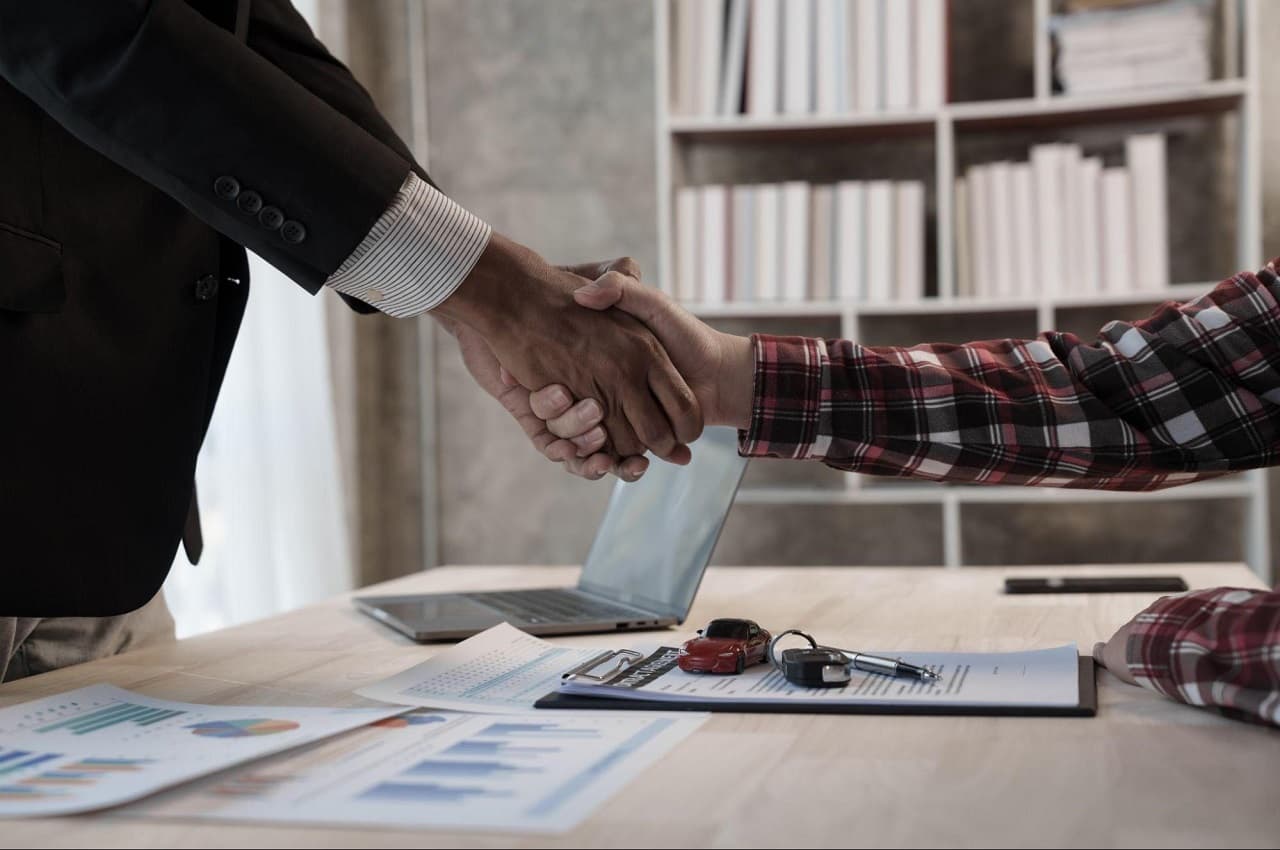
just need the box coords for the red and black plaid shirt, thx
[740,262,1280,726]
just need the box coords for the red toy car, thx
[676,618,772,674]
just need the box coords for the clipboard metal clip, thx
[561,649,644,683]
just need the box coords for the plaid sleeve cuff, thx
[325,172,492,318]
[739,334,832,460]
[1126,587,1280,726]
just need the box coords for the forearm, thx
[1125,587,1280,727]
[740,264,1280,489]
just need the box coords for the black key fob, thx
[779,647,851,687]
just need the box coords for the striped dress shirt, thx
[325,172,492,317]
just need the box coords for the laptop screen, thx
[577,427,748,620]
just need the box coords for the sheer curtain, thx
[163,0,353,638]
[162,249,354,638]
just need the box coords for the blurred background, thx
[165,0,1280,636]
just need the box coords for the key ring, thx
[768,629,823,669]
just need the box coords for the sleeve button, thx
[194,274,220,302]
[258,206,284,230]
[236,191,263,215]
[280,220,307,244]
[214,176,240,200]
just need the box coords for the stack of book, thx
[1051,0,1212,96]
[673,180,926,304]
[670,0,945,118]
[955,133,1169,299]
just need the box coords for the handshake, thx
[434,235,753,481]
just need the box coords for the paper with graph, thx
[0,684,400,816]
[134,709,705,833]
[355,622,612,713]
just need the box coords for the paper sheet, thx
[0,685,403,817]
[356,623,610,712]
[561,644,1081,707]
[133,709,706,834]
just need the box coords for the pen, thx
[844,651,941,681]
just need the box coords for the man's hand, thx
[435,235,702,463]
[436,314,648,481]
[516,270,756,448]
[1093,621,1139,686]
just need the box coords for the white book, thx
[954,177,973,298]
[1127,133,1169,291]
[810,186,836,300]
[780,181,811,301]
[754,183,782,300]
[854,0,881,112]
[674,186,700,301]
[731,185,756,301]
[1058,143,1083,295]
[914,0,944,110]
[1031,144,1064,296]
[1078,157,1102,295]
[841,0,858,113]
[989,162,1014,298]
[719,0,751,115]
[833,0,853,113]
[883,0,913,110]
[1010,163,1036,297]
[815,0,842,114]
[673,0,700,115]
[696,0,725,116]
[835,181,865,300]
[865,180,894,301]
[782,0,813,114]
[699,185,729,305]
[748,0,781,116]
[967,166,991,298]
[894,182,924,301]
[1100,167,1134,294]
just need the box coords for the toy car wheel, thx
[735,654,745,674]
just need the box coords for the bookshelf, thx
[654,0,1270,577]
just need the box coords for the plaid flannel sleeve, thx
[740,262,1280,489]
[1126,587,1280,726]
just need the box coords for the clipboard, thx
[536,654,1097,718]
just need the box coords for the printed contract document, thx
[560,645,1081,708]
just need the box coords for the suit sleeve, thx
[240,0,492,316]
[0,0,411,291]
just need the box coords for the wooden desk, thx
[2,563,1276,848]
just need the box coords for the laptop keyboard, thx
[463,589,647,624]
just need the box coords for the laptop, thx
[355,426,748,641]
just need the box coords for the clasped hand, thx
[435,236,726,480]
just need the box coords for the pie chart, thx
[187,719,300,738]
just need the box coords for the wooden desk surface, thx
[1,563,1275,848]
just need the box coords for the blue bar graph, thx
[0,752,61,777]
[479,722,601,739]
[405,759,540,779]
[530,718,674,816]
[359,782,509,804]
[442,740,560,758]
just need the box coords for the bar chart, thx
[0,684,399,817]
[140,710,707,833]
[37,703,186,736]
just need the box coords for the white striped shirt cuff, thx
[325,172,492,317]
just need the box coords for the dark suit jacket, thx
[0,0,427,615]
